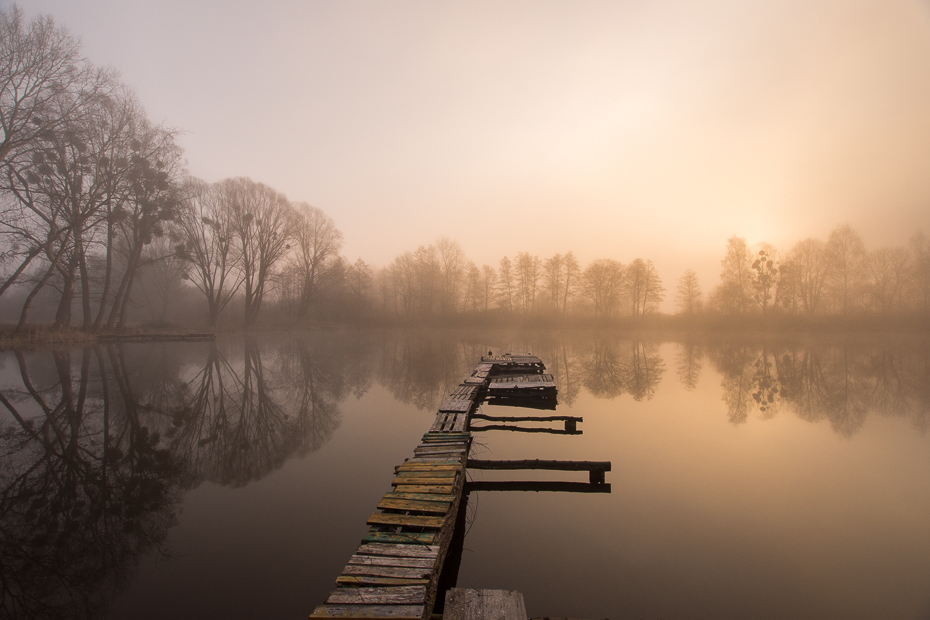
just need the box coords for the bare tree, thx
[866,246,911,315]
[497,256,514,311]
[436,236,465,315]
[0,6,108,164]
[719,235,752,313]
[675,269,702,314]
[826,224,867,315]
[583,258,624,318]
[543,253,564,312]
[291,201,343,321]
[480,264,496,311]
[174,179,241,326]
[514,251,540,314]
[562,251,580,314]
[626,258,664,316]
[223,177,294,327]
[788,238,830,315]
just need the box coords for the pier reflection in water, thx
[1,331,929,619]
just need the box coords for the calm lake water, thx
[2,330,929,620]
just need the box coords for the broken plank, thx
[326,586,427,605]
[361,531,437,545]
[378,498,452,513]
[342,564,432,579]
[367,513,446,528]
[355,543,439,558]
[310,604,425,619]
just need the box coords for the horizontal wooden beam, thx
[465,481,612,494]
[467,459,610,472]
[470,414,581,423]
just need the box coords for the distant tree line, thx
[699,224,930,318]
[375,243,666,321]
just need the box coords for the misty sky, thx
[7,0,930,295]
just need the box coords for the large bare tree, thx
[223,177,294,327]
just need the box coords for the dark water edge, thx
[1,329,929,619]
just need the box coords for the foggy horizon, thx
[6,0,930,298]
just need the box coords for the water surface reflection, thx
[1,331,928,619]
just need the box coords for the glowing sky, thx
[8,0,930,295]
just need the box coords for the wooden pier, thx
[310,354,607,620]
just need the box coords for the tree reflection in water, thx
[708,339,930,436]
[581,339,666,401]
[0,335,356,619]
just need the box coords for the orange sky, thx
[10,0,930,299]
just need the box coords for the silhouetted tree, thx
[675,269,702,314]
[223,178,294,327]
[826,224,867,315]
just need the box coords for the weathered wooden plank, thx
[377,498,452,513]
[428,413,451,433]
[342,564,432,579]
[395,463,461,472]
[326,586,427,605]
[439,398,471,413]
[361,530,437,545]
[451,414,467,433]
[392,476,456,486]
[368,512,446,528]
[348,554,435,569]
[412,451,466,460]
[407,452,465,467]
[382,491,456,503]
[415,441,468,448]
[463,376,485,384]
[337,575,430,587]
[399,459,461,466]
[392,484,454,495]
[355,543,439,558]
[394,469,457,478]
[310,604,426,619]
